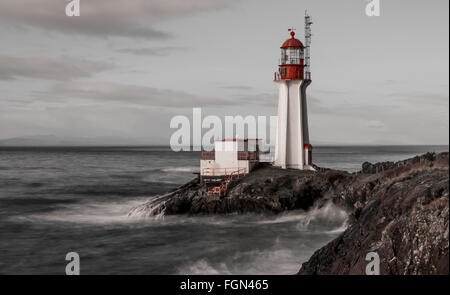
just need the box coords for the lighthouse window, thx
[281,48,304,65]
[287,48,301,64]
[280,49,288,64]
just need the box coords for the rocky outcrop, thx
[128,164,356,217]
[361,152,437,174]
[298,152,449,275]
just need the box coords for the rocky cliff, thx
[298,152,449,275]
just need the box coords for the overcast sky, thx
[0,0,448,145]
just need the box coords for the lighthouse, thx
[274,12,314,170]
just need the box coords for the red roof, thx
[304,143,312,149]
[281,31,304,48]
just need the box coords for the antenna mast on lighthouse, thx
[304,11,313,80]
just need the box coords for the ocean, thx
[0,145,448,275]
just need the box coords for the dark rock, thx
[129,166,353,216]
[298,152,449,275]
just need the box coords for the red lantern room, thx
[276,30,304,80]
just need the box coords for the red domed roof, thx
[281,31,304,48]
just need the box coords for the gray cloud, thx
[232,92,277,107]
[366,120,386,129]
[0,103,175,143]
[39,82,240,108]
[390,91,449,107]
[232,92,322,109]
[117,46,186,56]
[0,0,227,39]
[307,94,399,118]
[0,55,112,81]
[220,85,254,91]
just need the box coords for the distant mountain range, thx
[0,135,165,146]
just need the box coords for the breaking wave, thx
[127,193,173,220]
[174,202,348,275]
[10,198,150,225]
[241,202,349,235]
[176,247,301,275]
[161,166,198,173]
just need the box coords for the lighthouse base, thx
[274,79,312,170]
[282,164,316,171]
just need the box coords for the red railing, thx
[202,151,259,161]
[313,160,324,172]
[207,168,247,197]
[201,152,215,160]
[274,72,281,81]
[238,151,259,161]
[202,167,247,177]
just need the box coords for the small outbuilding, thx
[200,139,264,196]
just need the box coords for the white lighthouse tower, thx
[274,12,314,170]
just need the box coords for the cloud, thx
[0,55,112,81]
[220,85,254,91]
[38,82,240,108]
[366,120,385,129]
[233,92,277,107]
[0,0,227,39]
[307,94,398,118]
[117,46,185,56]
[0,103,175,143]
[232,92,322,108]
[391,91,449,107]
[313,89,349,95]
